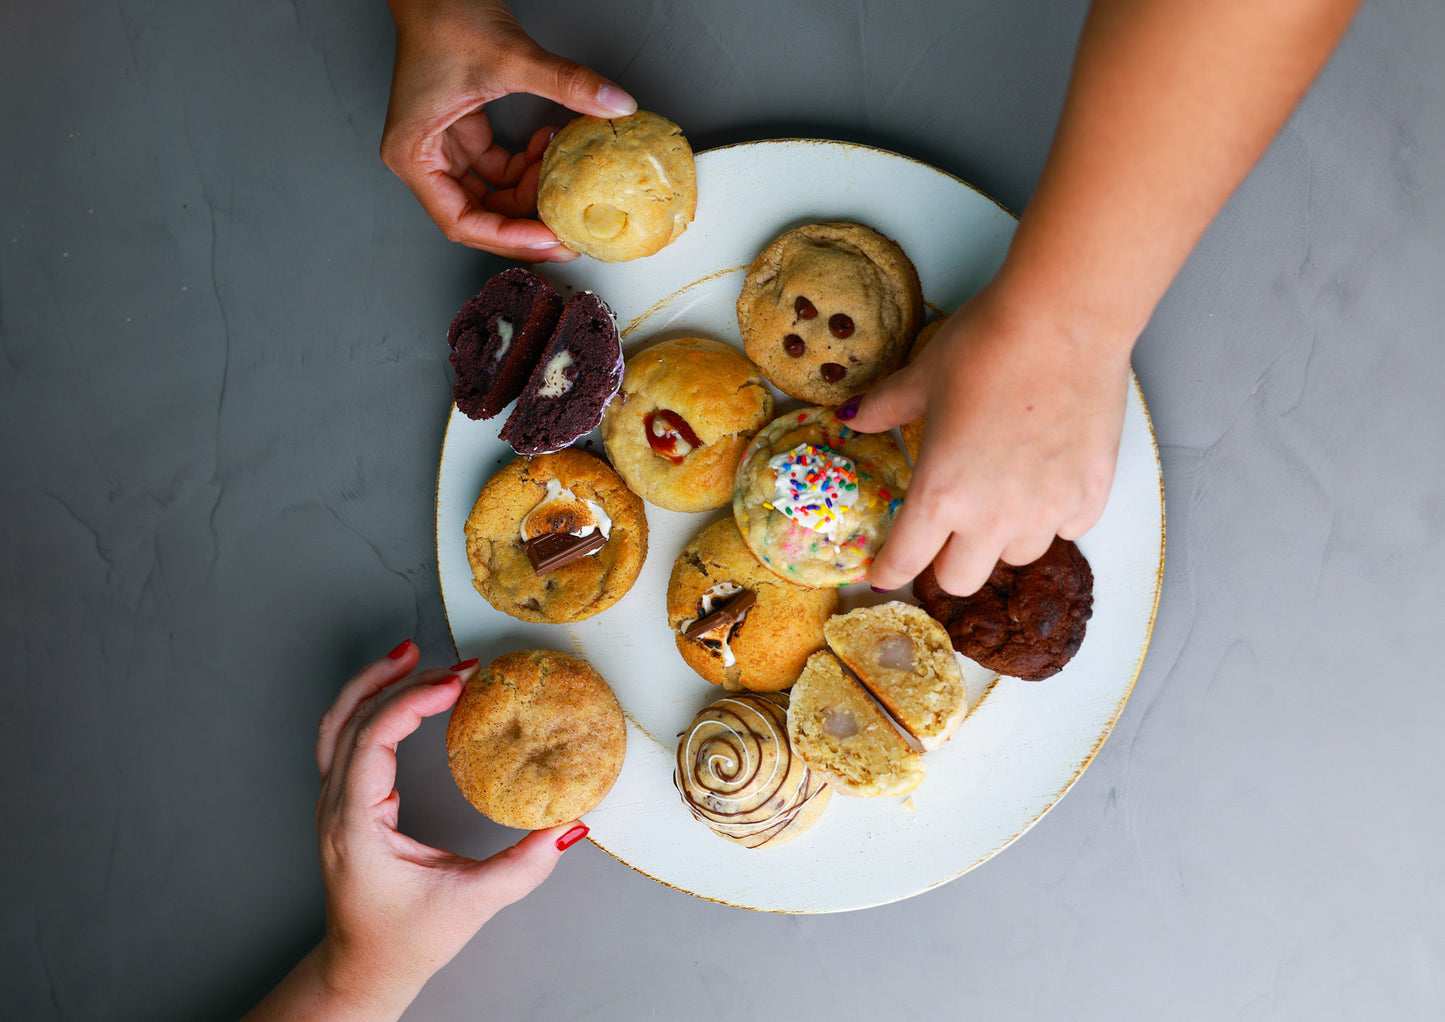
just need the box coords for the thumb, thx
[457,822,586,915]
[848,362,929,435]
[508,43,637,118]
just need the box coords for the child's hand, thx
[380,0,635,260]
[851,285,1132,596]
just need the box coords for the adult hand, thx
[246,641,587,1020]
[380,0,636,260]
[850,284,1132,596]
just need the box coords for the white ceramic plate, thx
[437,139,1163,913]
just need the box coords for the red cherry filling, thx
[644,409,703,464]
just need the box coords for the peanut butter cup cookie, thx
[733,406,910,588]
[737,222,924,404]
[464,449,647,623]
[667,517,838,691]
[536,110,696,262]
[447,650,626,830]
[601,337,773,512]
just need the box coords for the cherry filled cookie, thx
[736,222,924,405]
[600,337,773,512]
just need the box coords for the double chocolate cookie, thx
[913,536,1094,681]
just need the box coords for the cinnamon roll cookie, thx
[675,691,831,848]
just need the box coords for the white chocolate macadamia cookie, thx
[536,111,697,262]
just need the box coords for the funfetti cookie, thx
[733,406,911,588]
[737,222,924,405]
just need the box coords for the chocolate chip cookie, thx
[736,222,924,404]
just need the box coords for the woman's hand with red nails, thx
[245,643,584,1021]
[851,284,1132,598]
[380,0,636,261]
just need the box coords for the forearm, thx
[995,0,1360,348]
[242,941,420,1022]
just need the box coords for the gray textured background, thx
[3,1,1442,1019]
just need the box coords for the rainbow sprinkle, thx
[766,443,860,543]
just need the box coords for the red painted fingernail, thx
[449,657,479,672]
[387,639,413,660]
[431,673,462,687]
[837,395,862,420]
[556,824,589,851]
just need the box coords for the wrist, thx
[971,264,1142,373]
[313,935,428,1022]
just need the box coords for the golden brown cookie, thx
[674,691,832,848]
[737,222,924,404]
[786,650,924,798]
[898,318,944,461]
[536,111,697,262]
[823,601,967,751]
[733,406,911,588]
[464,449,647,623]
[600,337,773,512]
[446,650,626,829]
[667,517,839,691]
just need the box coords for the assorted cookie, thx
[674,691,832,848]
[499,290,624,455]
[600,337,773,512]
[537,111,697,262]
[737,222,924,405]
[666,517,839,692]
[733,406,911,588]
[464,450,647,624]
[914,536,1095,681]
[785,650,926,798]
[448,268,564,421]
[823,602,966,751]
[447,650,626,829]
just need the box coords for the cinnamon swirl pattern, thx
[674,692,832,848]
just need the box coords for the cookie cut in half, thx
[786,650,924,798]
[823,601,967,751]
[447,268,563,421]
[499,291,624,456]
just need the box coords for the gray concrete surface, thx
[3,0,1442,1018]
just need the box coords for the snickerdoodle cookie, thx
[447,650,626,829]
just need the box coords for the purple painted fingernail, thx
[837,395,862,420]
[870,585,888,593]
